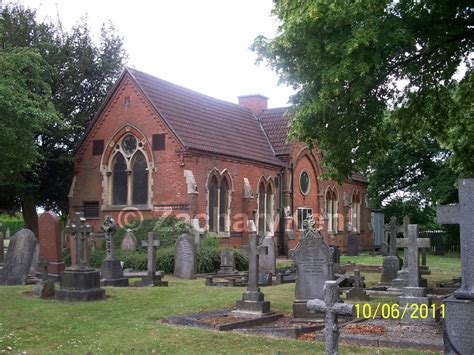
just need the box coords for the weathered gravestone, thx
[346,234,359,256]
[218,249,237,274]
[100,216,129,287]
[34,257,55,299]
[134,231,168,286]
[38,211,65,278]
[0,231,4,264]
[437,178,474,354]
[0,229,38,285]
[120,229,137,251]
[259,236,276,274]
[233,220,273,317]
[290,217,334,320]
[379,216,402,285]
[307,281,355,355]
[56,213,105,301]
[396,225,435,323]
[390,216,411,289]
[346,269,369,301]
[174,233,197,279]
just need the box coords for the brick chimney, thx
[238,94,268,116]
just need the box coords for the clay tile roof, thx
[128,68,283,166]
[259,107,292,156]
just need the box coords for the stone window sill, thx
[102,205,152,211]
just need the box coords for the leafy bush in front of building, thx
[0,213,25,236]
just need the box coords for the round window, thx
[121,135,137,155]
[299,170,310,195]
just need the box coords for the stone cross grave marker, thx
[385,216,403,256]
[38,211,65,277]
[34,257,55,298]
[290,217,334,319]
[307,281,355,355]
[142,231,161,276]
[174,234,197,279]
[396,224,430,287]
[436,179,474,354]
[100,216,128,287]
[401,216,410,268]
[437,178,474,299]
[0,229,38,285]
[234,220,272,316]
[0,231,4,264]
[65,212,91,270]
[346,269,369,301]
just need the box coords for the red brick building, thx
[70,68,372,254]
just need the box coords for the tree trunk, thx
[22,195,39,238]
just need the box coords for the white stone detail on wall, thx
[184,170,198,194]
[243,177,253,198]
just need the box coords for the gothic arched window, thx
[326,187,339,233]
[219,178,229,233]
[351,191,361,232]
[257,178,275,236]
[208,175,218,233]
[112,153,128,205]
[108,134,150,206]
[132,151,148,205]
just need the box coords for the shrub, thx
[0,213,25,236]
[201,232,219,248]
[113,216,191,250]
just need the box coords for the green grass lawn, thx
[0,281,432,354]
[0,253,459,354]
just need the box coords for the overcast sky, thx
[17,0,295,108]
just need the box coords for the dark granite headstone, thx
[346,234,359,256]
[0,229,38,285]
[290,218,334,319]
[174,234,197,279]
[329,245,340,264]
[379,216,402,285]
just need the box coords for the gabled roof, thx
[259,107,292,156]
[127,68,283,166]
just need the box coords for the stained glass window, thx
[299,171,310,195]
[112,153,128,205]
[132,151,148,205]
[258,182,266,235]
[121,135,137,155]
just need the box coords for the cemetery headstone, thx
[134,231,168,286]
[0,229,38,285]
[34,257,55,299]
[218,249,237,274]
[233,220,273,317]
[346,234,359,256]
[395,225,435,323]
[259,236,276,274]
[0,231,4,264]
[38,211,65,278]
[120,229,137,251]
[346,269,369,301]
[290,217,334,320]
[100,216,129,287]
[55,212,105,301]
[437,178,474,354]
[307,281,355,355]
[379,216,402,285]
[174,233,197,279]
[5,228,10,240]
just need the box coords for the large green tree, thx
[0,4,127,234]
[253,0,473,184]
